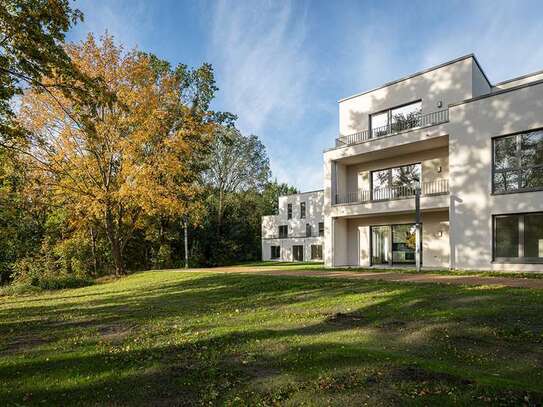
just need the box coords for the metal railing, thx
[263,232,325,240]
[334,179,449,205]
[335,109,449,147]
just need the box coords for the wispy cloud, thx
[208,0,310,135]
[207,1,328,190]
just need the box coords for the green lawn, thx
[1,270,543,406]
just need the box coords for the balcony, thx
[263,232,324,240]
[335,109,449,148]
[334,179,449,205]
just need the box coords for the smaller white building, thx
[262,190,324,262]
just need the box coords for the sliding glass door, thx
[371,226,391,265]
[371,224,419,266]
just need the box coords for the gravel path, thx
[186,266,543,289]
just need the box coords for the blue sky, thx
[68,0,543,191]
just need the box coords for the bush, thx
[8,255,93,293]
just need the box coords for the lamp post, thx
[415,187,421,272]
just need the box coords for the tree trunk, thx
[90,226,98,275]
[183,217,189,269]
[105,207,126,276]
[217,188,224,235]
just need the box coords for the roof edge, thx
[494,68,543,87]
[279,188,324,198]
[338,54,477,103]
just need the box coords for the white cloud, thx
[209,0,310,135]
[207,1,326,190]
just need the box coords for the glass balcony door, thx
[371,224,419,266]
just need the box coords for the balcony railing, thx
[263,232,325,240]
[335,109,449,147]
[334,179,449,205]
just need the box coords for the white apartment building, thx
[261,190,324,262]
[263,54,543,271]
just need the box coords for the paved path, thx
[187,266,543,289]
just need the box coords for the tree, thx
[0,0,85,141]
[202,126,271,234]
[17,34,218,275]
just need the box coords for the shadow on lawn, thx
[1,273,543,405]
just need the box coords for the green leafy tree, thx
[0,0,85,141]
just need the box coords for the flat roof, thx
[279,188,324,198]
[338,54,492,103]
[493,68,543,87]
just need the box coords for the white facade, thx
[262,54,543,271]
[261,191,324,262]
[324,54,543,272]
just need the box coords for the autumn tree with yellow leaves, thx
[17,34,220,276]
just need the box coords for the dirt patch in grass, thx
[387,365,474,386]
[0,336,52,355]
[97,323,134,343]
[325,312,366,327]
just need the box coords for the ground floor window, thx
[311,244,323,260]
[293,245,304,261]
[494,212,543,263]
[371,223,419,266]
[270,246,280,259]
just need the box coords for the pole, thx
[415,188,421,272]
[183,216,189,269]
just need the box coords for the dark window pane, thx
[279,225,288,238]
[271,246,280,259]
[318,222,324,237]
[311,245,323,260]
[521,167,543,189]
[521,130,543,167]
[300,202,306,218]
[392,224,417,263]
[524,213,543,258]
[306,223,312,237]
[494,136,518,170]
[495,216,519,257]
[287,204,292,219]
[493,171,519,192]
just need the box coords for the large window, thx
[300,202,306,218]
[371,163,421,200]
[371,224,419,265]
[278,225,288,238]
[293,245,304,261]
[287,204,292,219]
[494,212,543,263]
[270,246,280,259]
[493,130,543,193]
[370,101,422,138]
[311,245,323,260]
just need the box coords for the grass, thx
[1,269,543,406]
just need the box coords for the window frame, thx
[306,223,312,237]
[492,129,543,195]
[278,225,288,238]
[270,245,280,259]
[311,244,323,260]
[370,162,422,200]
[318,222,324,237]
[287,203,292,219]
[300,202,306,219]
[369,99,422,139]
[492,212,543,264]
